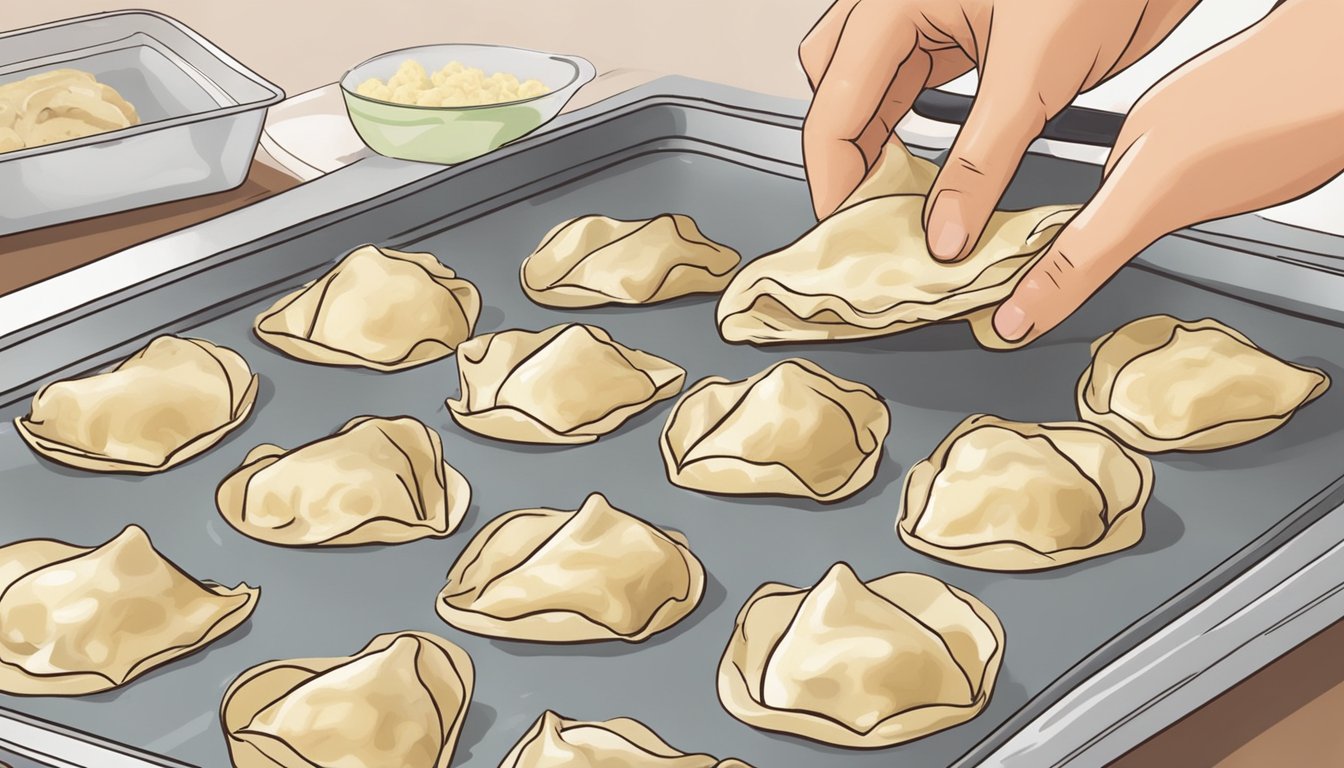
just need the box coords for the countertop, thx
[4,2,1343,766]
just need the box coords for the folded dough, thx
[717,562,1003,748]
[899,414,1154,571]
[716,140,1077,349]
[254,244,481,371]
[437,493,704,642]
[1077,315,1331,452]
[500,711,752,768]
[14,335,258,474]
[0,525,258,696]
[216,415,471,547]
[221,631,473,768]
[447,323,686,444]
[521,214,741,307]
[660,358,889,502]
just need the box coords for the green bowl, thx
[340,44,595,165]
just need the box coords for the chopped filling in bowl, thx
[356,59,550,107]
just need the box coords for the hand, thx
[799,0,1199,262]
[993,0,1344,344]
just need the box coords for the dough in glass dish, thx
[898,414,1154,571]
[221,631,473,768]
[216,415,471,547]
[660,358,889,502]
[716,140,1076,349]
[499,710,752,767]
[447,323,685,444]
[437,493,704,643]
[521,214,741,307]
[14,335,258,474]
[717,562,1003,748]
[253,244,481,371]
[1077,315,1331,452]
[0,525,258,696]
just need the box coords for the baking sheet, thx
[3,126,1344,768]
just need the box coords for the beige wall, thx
[7,1,832,98]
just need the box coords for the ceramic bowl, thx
[340,43,595,164]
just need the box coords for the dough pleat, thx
[254,244,481,371]
[717,563,1003,748]
[437,493,704,643]
[1076,315,1331,452]
[14,335,258,473]
[898,414,1154,571]
[0,525,259,695]
[447,323,685,444]
[221,631,473,768]
[216,415,471,547]
[660,358,889,502]
[521,214,741,307]
[499,710,752,767]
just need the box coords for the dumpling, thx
[447,323,685,444]
[216,415,471,547]
[14,335,258,473]
[0,525,259,696]
[520,214,741,307]
[716,140,1077,349]
[500,711,752,768]
[1077,315,1331,452]
[717,562,1003,748]
[437,493,704,642]
[838,138,941,209]
[898,414,1154,571]
[660,358,889,502]
[221,631,473,768]
[254,244,481,371]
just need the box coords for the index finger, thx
[799,0,861,91]
[804,1,919,217]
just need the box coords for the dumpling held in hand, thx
[716,140,1077,349]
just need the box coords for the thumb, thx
[992,145,1169,344]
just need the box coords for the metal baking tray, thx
[3,81,1344,768]
[0,10,284,235]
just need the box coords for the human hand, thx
[799,0,1199,261]
[993,0,1344,345]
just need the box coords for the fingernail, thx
[927,192,968,261]
[994,302,1031,342]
